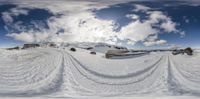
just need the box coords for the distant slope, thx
[64,42,127,53]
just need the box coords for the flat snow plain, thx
[0,48,200,99]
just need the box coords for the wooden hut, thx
[23,44,40,49]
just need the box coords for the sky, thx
[0,0,199,49]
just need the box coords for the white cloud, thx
[119,20,158,43]
[180,31,186,38]
[118,10,182,46]
[1,8,29,24]
[6,32,35,43]
[144,35,167,46]
[10,8,29,16]
[126,14,139,20]
[161,20,177,32]
[2,0,121,44]
[1,1,185,47]
[5,0,136,14]
[46,11,117,43]
[133,4,151,12]
[1,12,13,23]
[147,11,168,24]
[144,39,167,46]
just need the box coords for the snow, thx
[0,48,63,96]
[0,47,200,98]
[68,42,127,53]
[0,96,200,99]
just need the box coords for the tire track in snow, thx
[167,55,180,95]
[69,53,163,79]
[167,55,200,96]
[60,50,170,96]
[65,51,164,85]
[52,50,94,97]
[0,49,64,96]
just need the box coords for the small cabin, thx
[105,50,129,58]
[23,44,40,49]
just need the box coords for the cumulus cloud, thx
[126,14,139,20]
[6,32,35,43]
[10,8,29,16]
[119,20,158,44]
[161,20,177,32]
[47,11,117,43]
[133,4,151,12]
[144,39,167,46]
[2,8,29,24]
[1,12,13,23]
[1,0,185,47]
[118,10,183,46]
[143,35,165,47]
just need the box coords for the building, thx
[22,44,40,49]
[105,50,129,58]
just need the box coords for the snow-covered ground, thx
[0,46,200,98]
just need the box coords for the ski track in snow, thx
[0,48,200,97]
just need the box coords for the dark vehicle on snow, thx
[172,49,184,55]
[90,51,96,55]
[172,47,193,56]
[184,47,193,55]
[70,48,76,52]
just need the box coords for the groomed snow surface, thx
[0,47,200,99]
